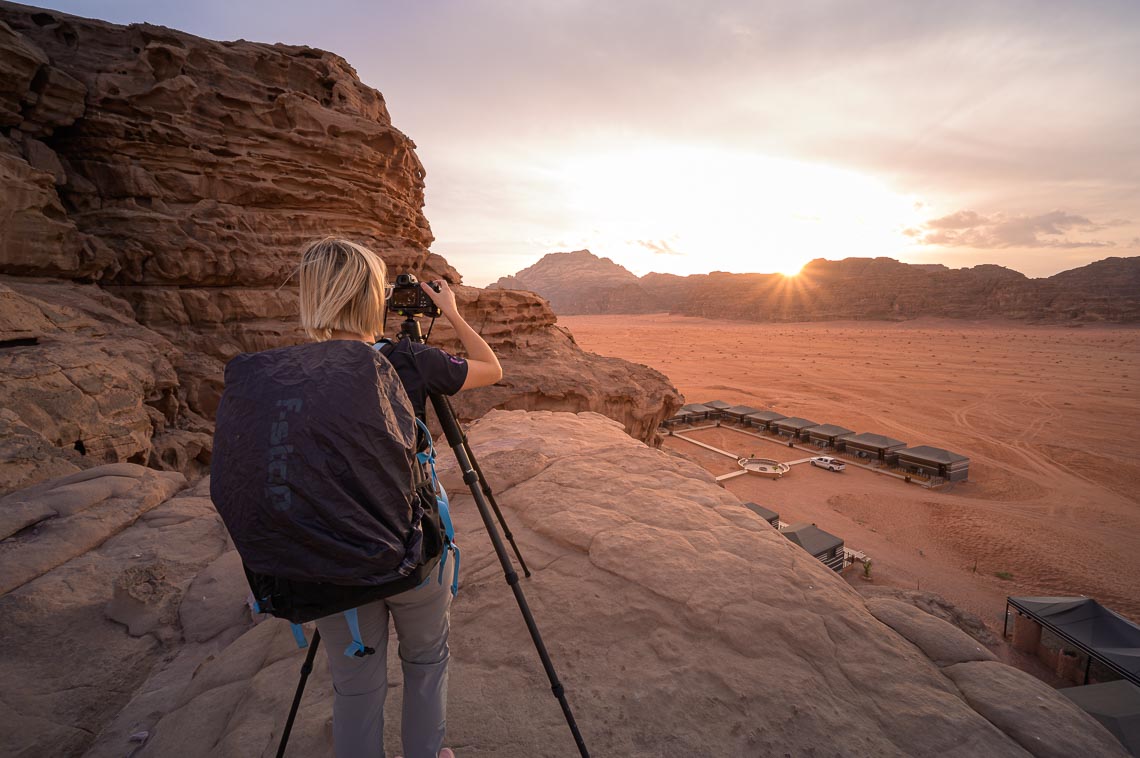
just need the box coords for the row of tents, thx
[666,400,969,482]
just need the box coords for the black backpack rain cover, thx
[211,340,427,595]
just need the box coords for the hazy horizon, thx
[505,248,1134,282]
[35,0,1140,286]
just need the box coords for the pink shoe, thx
[396,751,454,758]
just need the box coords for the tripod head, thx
[397,315,428,344]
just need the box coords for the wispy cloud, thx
[634,239,684,256]
[906,210,1122,249]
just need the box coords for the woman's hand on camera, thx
[420,279,458,317]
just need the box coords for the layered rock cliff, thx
[0,411,1127,757]
[494,249,1140,322]
[0,2,680,494]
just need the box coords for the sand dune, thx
[561,315,1140,626]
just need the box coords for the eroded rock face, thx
[0,2,679,493]
[7,411,1126,757]
[0,277,213,494]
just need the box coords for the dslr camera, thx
[389,273,442,318]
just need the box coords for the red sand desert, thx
[560,315,1140,630]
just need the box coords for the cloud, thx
[634,239,684,256]
[905,209,1121,249]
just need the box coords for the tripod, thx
[277,315,589,757]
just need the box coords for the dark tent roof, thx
[701,400,732,409]
[742,502,779,522]
[724,405,761,416]
[1060,681,1140,756]
[1009,597,1140,685]
[845,432,907,449]
[898,445,969,464]
[807,424,855,437]
[746,410,786,422]
[679,403,712,414]
[775,417,818,430]
[782,523,843,556]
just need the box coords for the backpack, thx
[210,339,459,655]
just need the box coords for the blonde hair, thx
[298,237,388,341]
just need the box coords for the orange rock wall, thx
[0,3,680,493]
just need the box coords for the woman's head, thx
[298,237,388,341]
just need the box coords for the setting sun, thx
[546,142,923,278]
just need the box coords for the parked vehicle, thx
[810,456,846,472]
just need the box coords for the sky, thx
[38,0,1140,285]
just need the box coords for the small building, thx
[744,410,786,430]
[678,403,714,421]
[741,502,780,528]
[843,432,907,463]
[896,445,970,482]
[805,424,855,449]
[773,417,819,440]
[700,400,732,419]
[663,407,701,428]
[722,405,760,423]
[781,523,845,572]
[1006,596,1140,688]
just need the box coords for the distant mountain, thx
[490,250,660,314]
[490,251,1140,323]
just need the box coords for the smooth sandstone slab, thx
[867,597,998,667]
[0,463,185,595]
[943,661,1130,758]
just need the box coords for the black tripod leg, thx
[430,394,589,757]
[438,395,531,577]
[277,629,321,758]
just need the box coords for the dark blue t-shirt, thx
[375,338,469,420]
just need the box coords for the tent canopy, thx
[1009,596,1140,685]
[808,424,854,437]
[776,417,818,430]
[845,432,907,449]
[742,502,779,522]
[783,523,843,556]
[899,445,969,464]
[1060,680,1140,756]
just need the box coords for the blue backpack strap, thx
[342,608,375,658]
[414,419,461,597]
[290,623,308,649]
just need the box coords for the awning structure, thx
[1060,680,1140,756]
[1007,596,1140,686]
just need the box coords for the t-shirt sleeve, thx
[415,346,469,396]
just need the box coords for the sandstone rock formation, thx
[0,2,680,494]
[494,249,1140,322]
[2,411,1128,757]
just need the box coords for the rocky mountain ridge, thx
[0,2,680,495]
[492,250,1140,322]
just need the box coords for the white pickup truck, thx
[810,456,846,472]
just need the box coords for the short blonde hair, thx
[298,237,387,341]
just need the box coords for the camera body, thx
[389,273,442,318]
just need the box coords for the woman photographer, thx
[298,237,502,758]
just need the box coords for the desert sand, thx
[560,314,1140,628]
